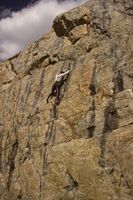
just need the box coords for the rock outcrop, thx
[0,0,133,199]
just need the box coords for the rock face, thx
[0,0,133,199]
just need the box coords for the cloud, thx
[0,7,12,19]
[0,0,86,61]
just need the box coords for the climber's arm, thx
[61,70,70,76]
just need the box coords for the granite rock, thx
[0,0,133,199]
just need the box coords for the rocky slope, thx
[0,0,133,199]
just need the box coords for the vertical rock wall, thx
[0,0,133,199]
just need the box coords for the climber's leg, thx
[47,82,57,104]
[55,83,60,104]
[47,93,52,103]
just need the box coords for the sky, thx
[0,0,87,61]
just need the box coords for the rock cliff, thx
[0,0,133,199]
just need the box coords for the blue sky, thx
[0,0,86,60]
[0,0,37,13]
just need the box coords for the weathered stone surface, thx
[0,0,133,199]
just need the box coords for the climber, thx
[47,69,70,104]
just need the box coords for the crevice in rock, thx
[0,121,3,172]
[42,146,48,175]
[7,137,18,190]
[69,37,81,45]
[87,66,97,138]
[43,102,57,175]
[44,119,56,147]
[22,140,32,163]
[86,46,94,53]
[103,100,118,134]
[64,170,79,191]
[89,83,96,96]
[99,98,118,168]
[87,98,96,138]
[7,52,20,62]
[89,66,97,96]
[122,122,133,128]
[87,126,96,138]
[10,61,18,75]
[44,104,57,146]
[25,108,40,126]
[49,55,59,65]
[33,69,45,107]
[119,173,131,190]
[97,43,122,169]
[21,75,35,117]
[17,190,23,200]
[113,69,124,93]
[3,80,12,85]
[0,130,2,172]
